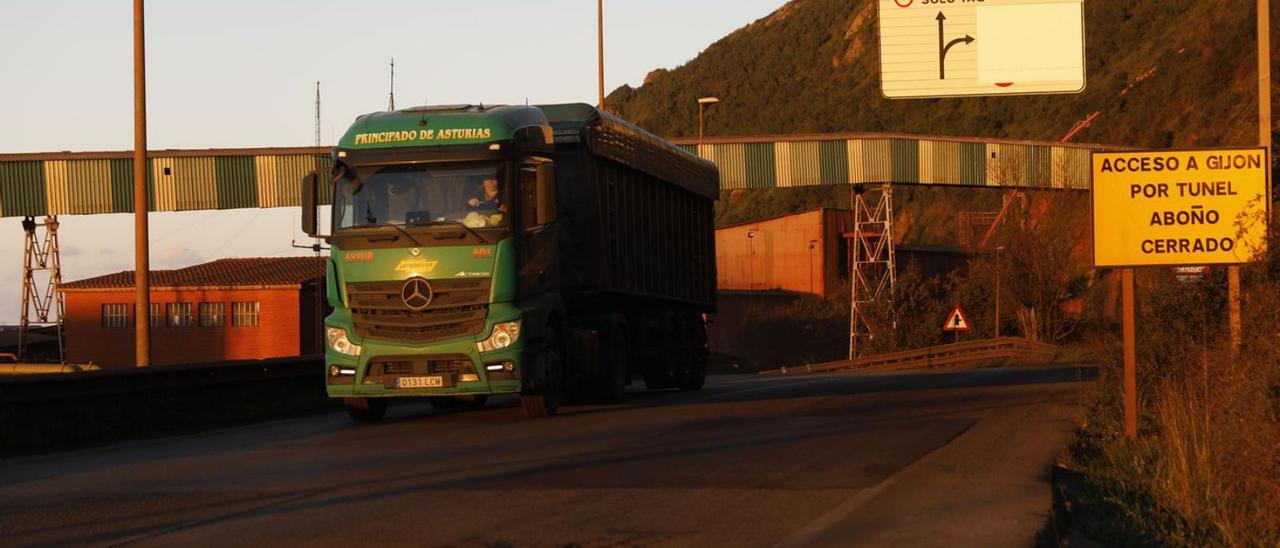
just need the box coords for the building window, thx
[149,303,164,328]
[102,304,130,328]
[199,302,226,327]
[232,302,260,327]
[168,303,194,328]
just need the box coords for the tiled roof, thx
[62,257,327,290]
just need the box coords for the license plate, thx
[397,376,444,389]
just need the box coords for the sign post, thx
[877,0,1086,99]
[1092,148,1270,439]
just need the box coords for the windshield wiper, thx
[410,219,485,242]
[387,224,423,247]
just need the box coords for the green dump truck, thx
[301,104,718,419]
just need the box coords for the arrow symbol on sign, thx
[936,12,975,80]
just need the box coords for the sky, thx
[0,0,787,325]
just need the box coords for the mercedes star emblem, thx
[401,277,434,311]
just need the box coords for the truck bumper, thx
[324,306,526,399]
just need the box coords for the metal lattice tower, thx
[315,81,322,147]
[387,58,395,111]
[848,184,896,360]
[19,216,65,362]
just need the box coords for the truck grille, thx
[347,278,491,344]
[364,355,477,387]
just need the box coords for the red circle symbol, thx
[894,0,913,7]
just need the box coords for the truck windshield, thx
[333,163,509,230]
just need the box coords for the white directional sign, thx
[878,0,1086,99]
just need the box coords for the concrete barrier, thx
[0,356,336,456]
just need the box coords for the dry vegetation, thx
[1061,224,1280,547]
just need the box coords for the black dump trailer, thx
[533,103,719,394]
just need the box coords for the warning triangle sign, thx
[943,305,971,332]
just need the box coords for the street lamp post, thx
[747,230,757,292]
[698,97,720,149]
[598,0,605,110]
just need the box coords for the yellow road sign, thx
[878,0,1086,99]
[1091,148,1270,267]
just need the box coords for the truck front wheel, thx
[522,326,564,418]
[345,397,388,422]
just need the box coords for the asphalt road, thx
[0,366,1094,547]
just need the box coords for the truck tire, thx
[522,327,564,418]
[678,313,708,391]
[345,397,388,422]
[642,315,678,390]
[595,322,629,404]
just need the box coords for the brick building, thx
[62,257,328,369]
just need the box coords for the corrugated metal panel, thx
[67,159,113,214]
[44,160,69,215]
[818,140,849,185]
[109,159,133,213]
[891,139,919,183]
[274,155,319,207]
[215,156,258,210]
[1063,148,1091,190]
[959,143,986,186]
[987,144,1027,187]
[919,140,962,185]
[704,144,747,190]
[1025,146,1052,188]
[151,158,177,212]
[775,141,821,188]
[743,143,776,189]
[173,157,218,211]
[254,156,279,208]
[0,161,47,217]
[857,139,893,184]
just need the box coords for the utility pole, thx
[132,0,151,367]
[597,0,605,110]
[1232,0,1273,352]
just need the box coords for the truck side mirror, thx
[536,164,558,226]
[301,171,320,237]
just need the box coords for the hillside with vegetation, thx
[610,0,1278,147]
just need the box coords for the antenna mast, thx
[314,81,321,147]
[388,58,395,111]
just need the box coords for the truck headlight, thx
[326,326,362,357]
[477,320,521,353]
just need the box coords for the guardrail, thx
[0,356,320,403]
[0,362,101,376]
[761,337,1061,375]
[0,356,333,456]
